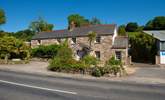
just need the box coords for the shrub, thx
[91,67,102,77]
[104,56,125,76]
[31,44,60,58]
[82,55,98,66]
[48,57,86,72]
[0,35,30,63]
[106,56,121,65]
[48,44,87,73]
[56,45,73,60]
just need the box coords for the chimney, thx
[69,21,76,31]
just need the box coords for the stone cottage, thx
[31,24,129,65]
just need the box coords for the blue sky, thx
[0,0,165,32]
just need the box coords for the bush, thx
[0,35,30,63]
[31,44,60,58]
[48,57,86,72]
[82,55,98,66]
[106,56,121,65]
[48,44,87,73]
[91,67,102,77]
[104,56,125,76]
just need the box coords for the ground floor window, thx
[115,51,122,60]
[72,37,76,44]
[95,51,101,59]
[57,38,61,43]
[37,40,41,45]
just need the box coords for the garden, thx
[0,35,30,64]
[31,40,126,77]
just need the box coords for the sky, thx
[0,0,165,32]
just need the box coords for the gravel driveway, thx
[121,63,165,84]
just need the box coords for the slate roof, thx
[143,31,165,41]
[112,37,128,49]
[32,24,116,40]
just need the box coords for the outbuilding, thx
[144,31,165,64]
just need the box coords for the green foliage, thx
[48,45,87,72]
[104,56,124,76]
[0,9,6,25]
[118,25,127,36]
[68,14,90,28]
[126,22,138,32]
[128,32,157,63]
[48,57,86,72]
[90,17,101,25]
[67,14,103,29]
[12,29,35,41]
[91,57,124,77]
[0,35,30,63]
[29,17,54,33]
[82,55,98,66]
[31,44,60,58]
[91,67,102,77]
[106,56,121,65]
[88,31,96,47]
[144,16,165,30]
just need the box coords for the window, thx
[95,36,101,43]
[115,51,122,60]
[72,37,76,44]
[57,38,61,43]
[95,51,101,59]
[37,40,41,45]
[160,41,165,50]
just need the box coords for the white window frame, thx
[95,36,101,43]
[115,51,122,60]
[71,37,76,44]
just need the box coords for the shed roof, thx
[32,24,116,40]
[112,36,128,49]
[143,31,165,41]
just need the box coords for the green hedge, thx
[31,44,60,58]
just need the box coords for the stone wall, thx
[31,39,60,48]
[68,35,117,65]
[111,48,128,65]
[31,35,128,65]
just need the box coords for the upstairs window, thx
[95,36,101,43]
[72,37,76,44]
[115,51,122,60]
[95,51,101,59]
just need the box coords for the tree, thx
[129,32,157,63]
[144,20,153,30]
[67,14,90,29]
[29,17,54,33]
[0,36,30,63]
[118,25,126,36]
[88,31,96,48]
[90,17,101,25]
[13,29,35,41]
[144,16,165,30]
[0,9,6,25]
[125,22,138,32]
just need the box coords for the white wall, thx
[112,26,117,44]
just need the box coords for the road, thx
[0,70,165,100]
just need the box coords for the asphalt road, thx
[0,70,165,100]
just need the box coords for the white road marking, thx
[0,79,77,95]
